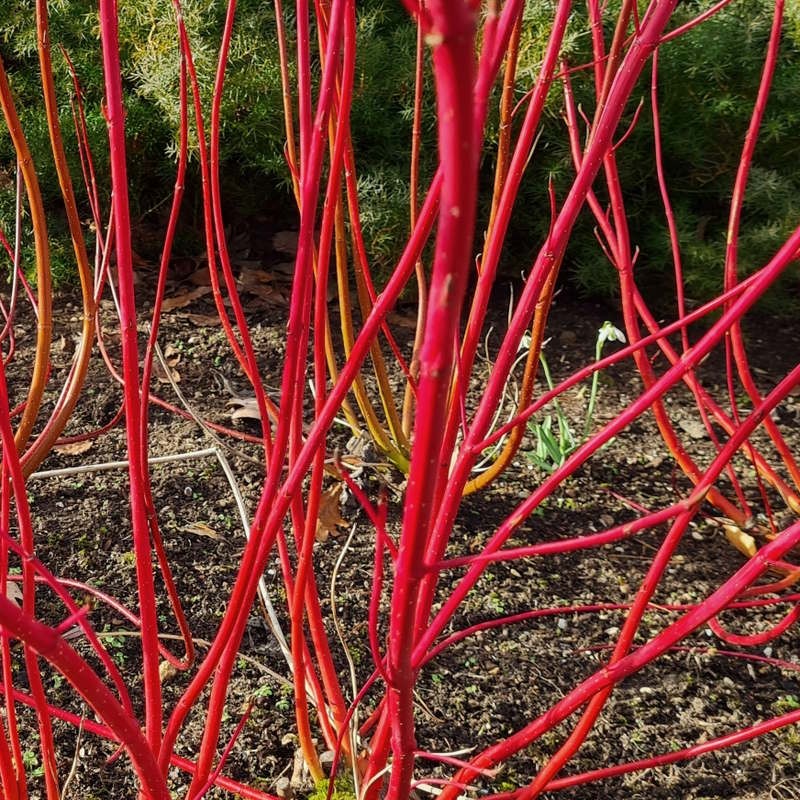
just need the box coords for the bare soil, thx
[7,250,800,800]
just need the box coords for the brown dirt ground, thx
[5,248,800,800]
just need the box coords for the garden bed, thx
[13,261,800,799]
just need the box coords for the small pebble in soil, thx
[556,618,568,631]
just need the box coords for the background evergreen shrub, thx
[1,0,798,310]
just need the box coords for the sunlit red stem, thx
[401,16,429,437]
[1,685,278,800]
[722,0,800,493]
[385,2,480,796]
[0,330,166,798]
[172,0,352,789]
[138,55,195,672]
[525,506,695,797]
[287,0,360,775]
[561,36,749,525]
[660,0,736,44]
[208,0,277,449]
[630,289,800,513]
[98,0,163,755]
[0,465,23,800]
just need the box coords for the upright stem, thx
[722,0,800,491]
[401,17,429,437]
[21,0,96,477]
[386,3,479,796]
[0,58,52,452]
[98,0,163,756]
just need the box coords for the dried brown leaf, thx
[244,290,288,309]
[159,660,179,683]
[188,266,211,286]
[271,261,296,277]
[238,267,275,287]
[54,440,94,456]
[272,230,298,256]
[182,522,224,541]
[228,397,262,421]
[316,483,347,542]
[155,362,181,384]
[5,581,21,606]
[246,285,276,301]
[162,343,182,367]
[236,260,273,272]
[162,285,212,312]
[182,312,221,326]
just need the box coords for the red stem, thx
[385,2,480,795]
[98,0,164,755]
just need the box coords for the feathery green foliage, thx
[1,0,799,308]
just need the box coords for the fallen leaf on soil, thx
[182,312,221,326]
[170,257,206,281]
[162,343,181,366]
[228,396,262,421]
[244,291,289,309]
[54,440,93,456]
[272,230,298,256]
[237,266,275,286]
[182,522,224,541]
[241,283,276,302]
[155,362,181,385]
[316,484,348,542]
[229,230,250,257]
[154,344,182,384]
[5,581,21,606]
[159,660,178,684]
[162,285,212,311]
[188,266,211,285]
[271,261,296,276]
[158,367,181,384]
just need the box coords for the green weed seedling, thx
[526,321,625,473]
[307,776,356,800]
